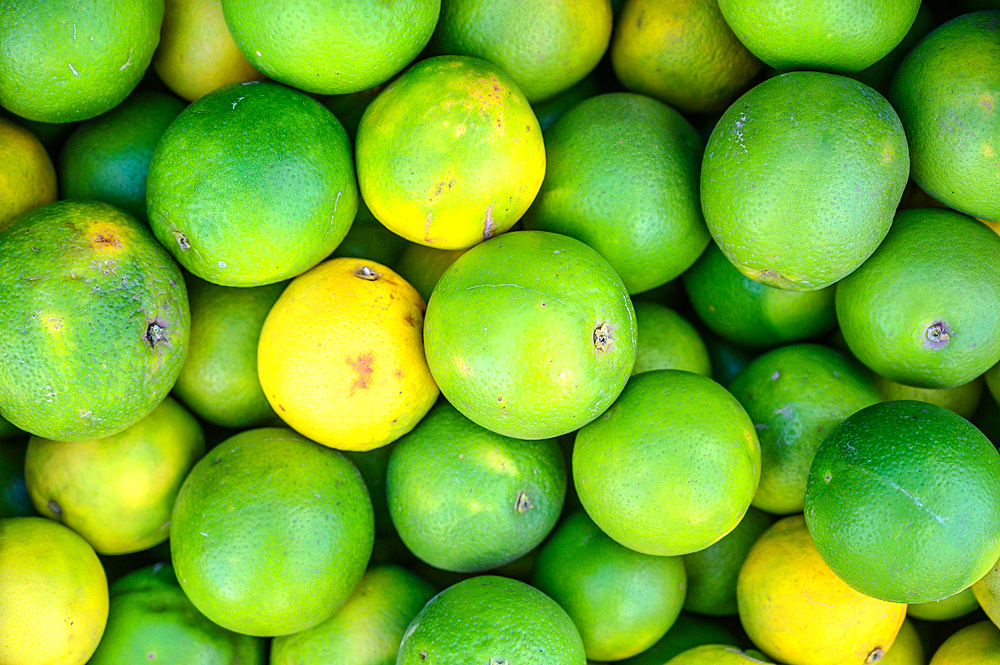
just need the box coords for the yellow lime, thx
[0,115,56,231]
[928,620,1000,664]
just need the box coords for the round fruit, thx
[24,397,204,555]
[0,200,189,441]
[617,613,744,665]
[355,55,545,250]
[573,370,760,556]
[0,0,164,123]
[835,208,1000,389]
[172,275,285,429]
[682,242,838,348]
[146,80,358,287]
[423,230,636,440]
[387,401,566,573]
[701,71,909,291]
[431,0,612,103]
[532,510,687,661]
[88,563,266,665]
[0,516,109,665]
[257,257,438,451]
[805,400,1000,604]
[522,92,710,294]
[153,0,266,102]
[880,618,926,665]
[874,373,985,419]
[727,343,882,515]
[221,0,439,95]
[270,565,436,665]
[0,115,56,231]
[972,556,1000,627]
[611,0,763,114]
[664,645,773,664]
[928,621,1000,664]
[396,575,587,665]
[908,587,980,622]
[736,515,907,665]
[716,0,920,73]
[631,301,712,377]
[59,89,187,223]
[889,10,1000,223]
[170,427,375,636]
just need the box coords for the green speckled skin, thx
[423,230,636,440]
[0,200,189,441]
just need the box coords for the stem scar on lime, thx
[355,265,381,280]
[925,321,951,348]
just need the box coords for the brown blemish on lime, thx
[515,491,532,513]
[347,353,374,393]
[145,318,169,347]
[484,205,495,240]
[354,265,380,280]
[403,313,416,327]
[89,226,121,248]
[278,404,286,412]
[593,322,614,353]
[866,647,885,663]
[48,499,62,518]
[981,93,994,112]
[172,231,191,251]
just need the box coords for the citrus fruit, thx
[430,0,612,103]
[0,200,189,441]
[0,516,109,665]
[0,0,163,122]
[172,274,284,430]
[342,444,397,538]
[805,400,1000,604]
[393,243,470,302]
[170,427,375,636]
[59,89,186,223]
[152,0,266,102]
[909,587,980,622]
[850,2,936,95]
[835,208,1000,389]
[972,555,1000,627]
[24,397,204,555]
[387,401,566,572]
[682,507,774,616]
[665,644,773,664]
[573,369,760,556]
[321,83,388,143]
[631,301,712,377]
[618,613,745,665]
[0,115,56,230]
[531,74,602,132]
[257,257,438,451]
[0,439,34,518]
[928,620,1000,664]
[330,199,410,269]
[355,55,545,250]
[396,575,587,665]
[270,565,436,665]
[880,618,926,665]
[221,0,439,95]
[888,10,1000,223]
[737,514,907,665]
[874,374,985,419]
[727,343,882,515]
[716,0,920,73]
[682,242,838,348]
[147,80,358,287]
[703,331,761,388]
[532,510,687,661]
[701,71,909,290]
[88,562,267,665]
[423,230,636,439]
[522,92,710,294]
[611,0,763,114]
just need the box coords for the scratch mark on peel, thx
[68,63,79,76]
[73,24,76,39]
[119,49,133,71]
[231,96,245,109]
[466,283,565,306]
[804,590,834,608]
[483,204,495,240]
[331,190,342,223]
[424,212,432,242]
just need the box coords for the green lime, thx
[330,199,409,268]
[523,92,709,294]
[171,274,284,429]
[343,443,397,538]
[805,401,1000,603]
[386,401,566,572]
[89,562,266,665]
[573,370,760,556]
[396,575,586,665]
[270,565,436,665]
[146,80,358,287]
[850,3,936,95]
[875,374,985,419]
[682,242,837,349]
[393,243,470,303]
[632,301,712,377]
[532,510,687,661]
[424,230,636,440]
[665,644,773,664]
[835,208,1000,389]
[727,343,882,515]
[531,74,602,132]
[59,89,186,223]
[909,587,980,622]
[682,507,774,616]
[701,71,909,290]
[880,618,926,665]
[617,613,746,665]
[170,427,375,637]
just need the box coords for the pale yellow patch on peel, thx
[984,143,995,158]
[981,93,995,113]
[475,447,519,476]
[41,312,64,333]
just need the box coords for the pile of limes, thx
[1,1,1000,664]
